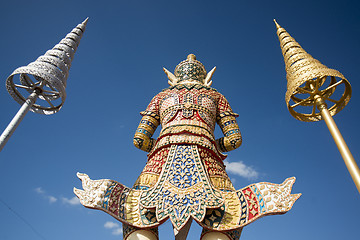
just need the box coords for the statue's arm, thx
[215,94,242,152]
[216,113,242,152]
[133,112,159,152]
[133,95,160,152]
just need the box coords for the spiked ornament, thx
[274,20,351,122]
[5,18,88,115]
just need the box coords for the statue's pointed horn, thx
[204,67,216,86]
[163,67,177,86]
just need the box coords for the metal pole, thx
[0,89,40,152]
[315,96,360,193]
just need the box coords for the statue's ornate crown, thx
[174,54,207,84]
[163,54,216,87]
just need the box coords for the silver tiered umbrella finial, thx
[6,18,88,115]
[0,18,88,152]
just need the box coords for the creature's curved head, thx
[164,54,216,87]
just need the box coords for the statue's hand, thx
[215,136,242,153]
[73,172,113,208]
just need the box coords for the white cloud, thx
[48,196,58,203]
[224,160,259,180]
[62,197,80,206]
[35,187,80,207]
[34,187,44,194]
[112,228,123,236]
[35,187,57,203]
[104,222,119,229]
[104,221,123,235]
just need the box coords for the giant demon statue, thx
[74,54,300,240]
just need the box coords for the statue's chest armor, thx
[159,90,217,128]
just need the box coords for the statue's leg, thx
[200,228,242,240]
[123,224,158,240]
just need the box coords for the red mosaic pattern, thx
[217,93,233,115]
[199,148,228,178]
[159,94,179,114]
[108,184,124,216]
[168,110,210,130]
[142,147,170,174]
[242,187,259,221]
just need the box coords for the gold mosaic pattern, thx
[134,115,159,152]
[161,119,213,136]
[150,134,224,159]
[215,191,242,230]
[124,190,142,226]
[216,115,242,152]
[160,125,215,142]
[210,177,235,191]
[200,148,235,191]
[133,173,159,189]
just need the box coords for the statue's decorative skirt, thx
[74,144,300,232]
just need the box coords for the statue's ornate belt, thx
[161,120,214,135]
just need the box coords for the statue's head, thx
[164,54,216,87]
[174,54,206,84]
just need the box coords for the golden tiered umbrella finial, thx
[274,20,360,193]
[274,19,351,122]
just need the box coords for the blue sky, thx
[0,0,359,239]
